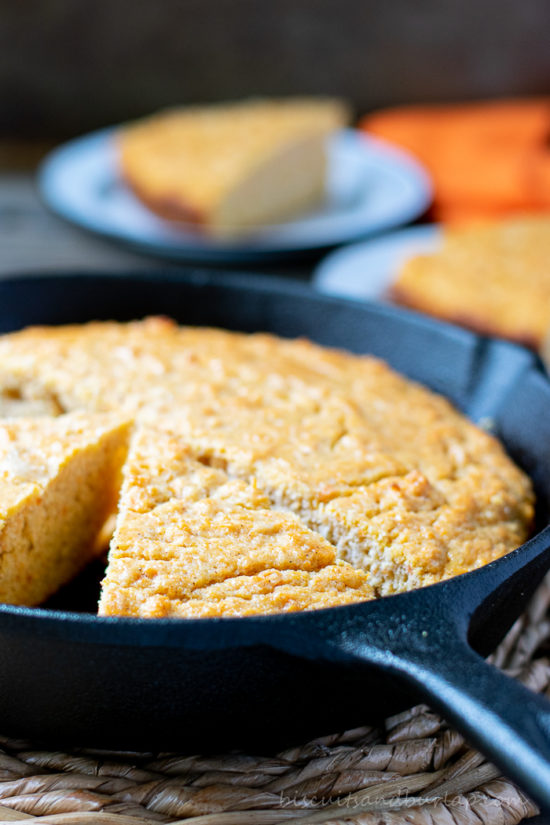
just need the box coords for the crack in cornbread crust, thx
[0,318,535,603]
[179,434,532,594]
[99,427,373,617]
[0,413,131,605]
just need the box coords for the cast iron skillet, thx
[1,271,550,809]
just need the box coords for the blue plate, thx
[313,224,442,300]
[38,128,432,264]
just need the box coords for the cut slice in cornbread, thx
[118,98,348,237]
[0,413,131,606]
[99,426,373,618]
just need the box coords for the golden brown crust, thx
[122,178,207,228]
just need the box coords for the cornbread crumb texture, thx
[0,317,533,612]
[118,98,349,236]
[393,215,550,349]
[0,413,130,606]
[99,427,373,617]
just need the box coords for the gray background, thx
[1,0,549,139]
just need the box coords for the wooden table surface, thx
[0,172,163,276]
[0,136,179,276]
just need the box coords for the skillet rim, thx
[0,531,546,639]
[0,267,498,345]
[0,269,546,646]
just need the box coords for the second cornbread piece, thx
[0,413,130,606]
[118,98,348,237]
[393,215,550,349]
[99,427,373,617]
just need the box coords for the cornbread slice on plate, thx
[392,215,550,349]
[99,427,373,618]
[0,413,130,606]
[118,98,349,237]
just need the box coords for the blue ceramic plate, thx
[313,223,442,300]
[38,128,432,264]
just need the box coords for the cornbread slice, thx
[118,98,348,237]
[392,215,550,349]
[0,413,130,606]
[99,427,374,617]
[0,319,534,599]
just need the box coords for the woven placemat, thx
[1,580,550,825]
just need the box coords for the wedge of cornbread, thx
[0,413,130,605]
[393,215,550,349]
[99,427,373,617]
[0,319,534,604]
[118,98,348,237]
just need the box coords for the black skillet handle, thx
[289,528,550,811]
[277,535,550,815]
[318,604,550,812]
[382,629,550,811]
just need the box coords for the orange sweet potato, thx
[360,99,550,222]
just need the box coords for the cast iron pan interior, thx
[1,271,550,809]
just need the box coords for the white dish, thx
[313,224,442,300]
[38,128,432,264]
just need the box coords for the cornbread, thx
[0,413,130,606]
[99,427,373,617]
[0,318,534,610]
[118,98,348,237]
[393,215,550,349]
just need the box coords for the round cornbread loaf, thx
[0,318,534,614]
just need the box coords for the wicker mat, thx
[1,581,550,825]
